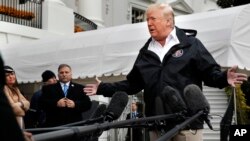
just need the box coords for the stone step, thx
[203,87,229,141]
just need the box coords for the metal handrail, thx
[220,87,235,141]
[74,12,97,31]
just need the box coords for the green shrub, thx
[225,85,250,124]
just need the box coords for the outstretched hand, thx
[84,76,101,96]
[23,131,34,141]
[227,65,247,87]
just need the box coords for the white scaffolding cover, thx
[1,4,250,83]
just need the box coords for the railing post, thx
[220,87,235,141]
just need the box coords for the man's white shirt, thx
[148,27,180,62]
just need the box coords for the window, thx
[131,7,145,24]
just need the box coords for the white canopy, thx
[1,4,250,83]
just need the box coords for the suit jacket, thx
[40,82,91,127]
[126,112,144,120]
[126,112,144,141]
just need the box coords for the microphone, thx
[154,96,170,134]
[83,104,106,141]
[156,85,211,141]
[59,104,107,127]
[32,91,129,141]
[183,84,213,130]
[64,91,128,127]
[153,86,187,134]
[160,86,187,114]
[81,91,128,141]
[90,104,107,119]
[155,96,165,115]
[103,91,128,122]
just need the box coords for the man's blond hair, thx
[146,3,175,26]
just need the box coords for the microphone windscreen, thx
[155,96,165,115]
[90,104,107,119]
[183,84,210,114]
[161,86,187,113]
[105,91,128,120]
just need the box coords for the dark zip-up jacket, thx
[97,27,228,129]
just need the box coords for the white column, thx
[42,0,74,34]
[78,0,104,28]
[49,0,65,5]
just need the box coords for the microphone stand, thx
[25,116,104,134]
[60,116,104,127]
[25,126,70,134]
[25,120,161,134]
[156,110,204,141]
[233,87,238,125]
[33,113,183,141]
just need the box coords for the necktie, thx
[63,84,68,97]
[132,112,136,119]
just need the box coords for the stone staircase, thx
[203,86,229,141]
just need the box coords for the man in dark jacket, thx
[126,102,144,141]
[40,64,91,127]
[25,70,57,128]
[84,2,247,141]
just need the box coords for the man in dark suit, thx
[40,64,92,127]
[126,102,144,141]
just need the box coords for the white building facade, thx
[0,0,220,45]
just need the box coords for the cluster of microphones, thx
[155,84,213,141]
[25,84,213,141]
